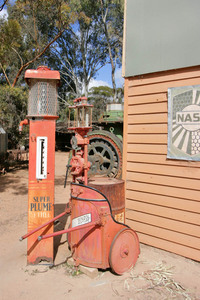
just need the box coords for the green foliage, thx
[0,0,80,87]
[89,85,114,99]
[0,85,28,148]
[88,86,113,121]
[0,18,22,62]
[102,0,124,64]
[88,85,124,121]
[98,0,124,101]
[57,96,74,122]
[0,18,22,85]
[0,0,124,141]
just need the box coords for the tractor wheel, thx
[88,130,123,178]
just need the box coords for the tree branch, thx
[0,0,8,12]
[59,73,77,96]
[11,47,24,68]
[52,48,75,78]
[0,63,11,86]
[12,29,65,87]
[57,95,71,106]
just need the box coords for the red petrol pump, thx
[20,94,140,274]
[19,66,60,264]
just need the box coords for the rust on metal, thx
[109,228,140,274]
[20,66,61,265]
[27,119,56,264]
[88,177,125,223]
[88,132,123,178]
[20,95,140,274]
[25,66,60,82]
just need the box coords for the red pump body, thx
[27,119,56,264]
[20,66,60,264]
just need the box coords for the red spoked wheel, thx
[109,228,140,275]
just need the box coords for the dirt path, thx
[0,151,200,300]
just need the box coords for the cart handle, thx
[19,209,70,241]
[38,218,101,241]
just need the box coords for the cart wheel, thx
[109,228,140,275]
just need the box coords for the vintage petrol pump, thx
[67,97,92,185]
[20,96,140,274]
[19,66,60,264]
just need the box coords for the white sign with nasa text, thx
[168,85,200,160]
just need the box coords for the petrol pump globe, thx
[68,97,93,130]
[25,66,60,117]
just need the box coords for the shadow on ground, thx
[0,172,28,195]
[54,203,70,260]
[54,176,67,187]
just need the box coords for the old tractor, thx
[88,103,123,179]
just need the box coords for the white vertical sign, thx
[36,137,48,179]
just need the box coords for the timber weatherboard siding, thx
[123,66,200,261]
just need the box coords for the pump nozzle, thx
[19,119,29,133]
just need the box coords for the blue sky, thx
[89,65,124,89]
[1,6,8,17]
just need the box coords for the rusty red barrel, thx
[88,177,125,223]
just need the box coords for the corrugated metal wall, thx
[123,66,200,261]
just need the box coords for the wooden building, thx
[122,0,200,261]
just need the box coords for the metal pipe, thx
[19,210,69,241]
[84,143,88,185]
[38,220,101,241]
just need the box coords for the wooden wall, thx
[123,66,200,261]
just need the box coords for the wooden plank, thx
[126,200,200,225]
[128,77,200,96]
[127,134,167,144]
[127,124,167,134]
[126,217,200,250]
[127,153,200,168]
[127,210,200,237]
[128,66,200,87]
[128,93,167,105]
[126,190,200,213]
[126,171,200,192]
[128,113,168,124]
[126,162,200,180]
[127,220,200,261]
[126,181,200,202]
[127,143,167,154]
[123,78,129,181]
[127,102,167,114]
[138,232,200,262]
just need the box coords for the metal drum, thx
[68,183,140,274]
[88,177,125,223]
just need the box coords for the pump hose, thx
[64,164,71,188]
